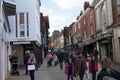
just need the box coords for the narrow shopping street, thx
[7,61,66,80]
[7,60,103,80]
[1,0,120,80]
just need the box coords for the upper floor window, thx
[90,25,93,35]
[117,0,120,14]
[16,13,29,37]
[84,18,86,24]
[90,10,93,19]
[100,3,107,32]
[16,14,18,37]
[84,30,86,38]
[3,22,7,33]
[78,22,80,29]
[74,25,76,32]
[20,13,25,37]
[26,13,29,37]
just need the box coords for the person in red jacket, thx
[89,55,98,80]
[64,57,74,80]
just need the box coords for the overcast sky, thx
[40,0,93,36]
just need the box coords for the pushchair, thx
[9,55,20,76]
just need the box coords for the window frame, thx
[117,0,120,15]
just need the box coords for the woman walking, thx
[53,53,58,66]
[64,57,74,80]
[89,55,98,80]
[28,53,36,80]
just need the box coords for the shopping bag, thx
[28,65,35,70]
[86,71,90,80]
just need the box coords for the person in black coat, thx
[92,47,98,60]
[58,51,64,70]
[24,50,30,75]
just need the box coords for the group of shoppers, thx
[11,47,120,80]
[63,47,120,80]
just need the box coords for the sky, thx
[40,0,93,36]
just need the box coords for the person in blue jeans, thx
[65,57,74,80]
[89,55,98,80]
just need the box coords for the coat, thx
[75,56,87,75]
[64,62,74,76]
[89,60,98,73]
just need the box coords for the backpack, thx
[103,76,117,80]
[103,69,120,80]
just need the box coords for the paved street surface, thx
[7,61,102,80]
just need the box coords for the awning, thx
[82,38,96,46]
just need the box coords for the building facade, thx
[40,13,49,60]
[0,0,16,79]
[112,0,120,64]
[95,0,113,59]
[9,0,42,66]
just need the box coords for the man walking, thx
[92,47,98,61]
[24,50,30,75]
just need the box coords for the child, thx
[64,57,74,80]
[89,55,98,80]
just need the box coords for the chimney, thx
[84,2,90,11]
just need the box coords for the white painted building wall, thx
[9,0,41,44]
[0,1,13,80]
[0,0,16,79]
[95,0,113,59]
[95,0,113,33]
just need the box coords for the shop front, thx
[10,41,42,66]
[82,38,96,55]
[97,36,113,60]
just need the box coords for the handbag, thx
[28,65,35,70]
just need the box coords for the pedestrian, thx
[24,50,30,75]
[89,55,98,80]
[64,51,69,63]
[28,53,36,80]
[70,51,76,77]
[45,52,53,67]
[53,53,58,66]
[75,53,87,80]
[92,47,98,61]
[58,51,64,70]
[64,57,74,80]
[97,57,120,80]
